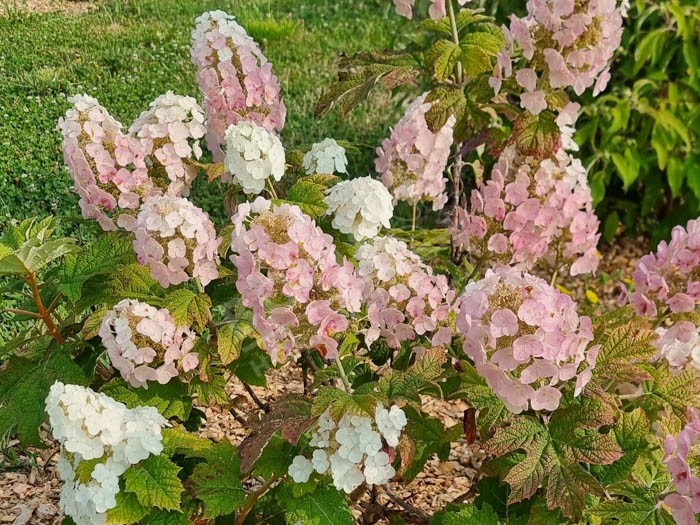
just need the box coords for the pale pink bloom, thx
[457,266,597,413]
[376,94,455,211]
[661,409,700,524]
[99,299,199,388]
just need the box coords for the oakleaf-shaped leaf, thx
[430,502,501,525]
[593,408,650,484]
[191,441,246,518]
[593,322,657,384]
[239,396,313,474]
[59,233,134,302]
[403,406,461,482]
[426,39,461,82]
[459,30,504,78]
[284,483,354,525]
[642,365,700,419]
[100,379,191,420]
[0,349,87,446]
[280,178,328,218]
[378,348,446,403]
[425,86,466,133]
[456,361,508,430]
[511,111,560,160]
[161,427,212,457]
[123,455,183,511]
[217,319,254,365]
[162,289,211,331]
[587,482,675,524]
[106,491,149,525]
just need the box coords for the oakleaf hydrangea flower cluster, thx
[303,138,348,175]
[375,93,455,211]
[129,91,207,197]
[230,198,365,362]
[356,236,456,349]
[654,322,700,371]
[491,0,626,110]
[99,299,199,388]
[46,382,167,525]
[58,94,158,231]
[223,121,285,191]
[132,195,221,287]
[288,405,407,493]
[393,0,470,20]
[325,177,394,241]
[451,145,600,276]
[190,10,286,161]
[630,218,700,317]
[662,408,700,525]
[457,266,599,413]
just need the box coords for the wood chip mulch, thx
[0,237,647,524]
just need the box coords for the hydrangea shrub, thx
[0,2,698,525]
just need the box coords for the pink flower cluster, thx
[190,10,286,162]
[393,0,470,20]
[230,198,365,363]
[451,145,600,276]
[491,0,625,112]
[129,91,207,197]
[630,218,700,317]
[457,266,599,413]
[376,94,455,211]
[662,408,700,525]
[99,299,199,388]
[58,95,159,231]
[356,237,456,349]
[132,195,221,288]
[654,322,700,371]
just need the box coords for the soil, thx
[0,0,97,17]
[0,237,647,524]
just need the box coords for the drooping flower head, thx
[190,10,286,161]
[376,93,455,211]
[457,266,599,413]
[356,236,456,349]
[325,177,394,241]
[129,91,207,197]
[289,405,407,493]
[491,0,626,111]
[46,382,167,525]
[451,144,600,277]
[99,299,199,388]
[58,94,158,231]
[230,197,365,362]
[630,218,700,317]
[223,121,285,192]
[132,195,221,288]
[660,408,700,525]
[303,138,348,175]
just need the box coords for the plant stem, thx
[236,476,278,525]
[381,485,430,523]
[336,356,353,393]
[266,179,279,200]
[2,308,41,319]
[243,382,269,413]
[411,202,417,232]
[447,0,463,85]
[26,272,64,344]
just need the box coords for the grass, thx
[0,0,406,230]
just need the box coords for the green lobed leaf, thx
[430,502,501,524]
[100,379,191,421]
[229,341,272,387]
[161,427,212,457]
[140,510,189,525]
[0,237,78,276]
[162,289,212,331]
[217,319,255,365]
[587,482,675,525]
[106,491,149,525]
[425,86,466,133]
[282,178,330,218]
[123,455,183,511]
[593,408,650,484]
[459,30,504,78]
[592,321,657,384]
[0,349,88,446]
[642,365,700,419]
[511,111,560,160]
[191,441,246,518]
[58,233,134,302]
[456,361,508,430]
[402,406,460,482]
[426,39,460,83]
[284,483,354,525]
[377,348,446,403]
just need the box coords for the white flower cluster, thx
[46,382,167,525]
[129,91,207,197]
[223,121,285,193]
[325,177,394,241]
[288,405,407,493]
[303,138,348,175]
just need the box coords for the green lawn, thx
[0,0,405,230]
